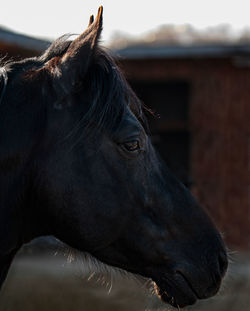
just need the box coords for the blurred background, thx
[0,0,249,310]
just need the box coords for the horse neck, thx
[0,96,50,250]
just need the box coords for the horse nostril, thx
[218,251,228,277]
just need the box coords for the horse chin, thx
[152,274,198,308]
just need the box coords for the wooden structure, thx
[114,44,250,249]
[0,27,49,59]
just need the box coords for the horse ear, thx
[88,15,94,26]
[51,6,103,94]
[63,6,103,61]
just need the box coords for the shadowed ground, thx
[0,246,249,311]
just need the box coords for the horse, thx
[0,7,227,308]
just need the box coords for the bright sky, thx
[1,0,250,44]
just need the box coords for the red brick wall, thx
[119,57,250,249]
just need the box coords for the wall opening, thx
[130,80,191,186]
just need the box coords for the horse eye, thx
[122,140,140,152]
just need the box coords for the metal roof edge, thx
[0,27,51,52]
[111,44,250,59]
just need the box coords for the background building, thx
[113,44,250,250]
[0,27,49,59]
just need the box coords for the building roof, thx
[0,27,50,53]
[112,43,250,59]
[2,26,250,61]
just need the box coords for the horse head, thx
[0,7,227,308]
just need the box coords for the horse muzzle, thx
[149,250,228,308]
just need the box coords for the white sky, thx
[1,0,250,44]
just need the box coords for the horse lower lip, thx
[175,270,200,299]
[153,275,198,308]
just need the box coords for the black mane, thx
[0,36,145,135]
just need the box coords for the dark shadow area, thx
[130,80,191,186]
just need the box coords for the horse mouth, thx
[152,272,198,308]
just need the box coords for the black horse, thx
[0,7,227,308]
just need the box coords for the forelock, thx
[40,35,72,62]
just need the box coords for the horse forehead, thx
[118,108,144,133]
